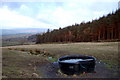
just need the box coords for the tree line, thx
[36,9,120,44]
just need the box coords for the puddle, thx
[48,57,52,59]
[48,57,58,62]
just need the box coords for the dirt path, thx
[36,60,120,78]
[36,62,62,78]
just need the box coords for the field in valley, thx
[2,42,120,78]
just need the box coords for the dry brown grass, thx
[2,48,48,78]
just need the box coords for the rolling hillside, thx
[1,28,48,36]
[1,28,48,47]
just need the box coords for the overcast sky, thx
[0,0,119,29]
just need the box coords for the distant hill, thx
[1,28,49,47]
[1,28,49,36]
[36,9,120,44]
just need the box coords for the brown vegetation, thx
[36,9,120,44]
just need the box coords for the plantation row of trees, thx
[36,9,120,44]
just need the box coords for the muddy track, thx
[36,62,62,78]
[36,60,120,78]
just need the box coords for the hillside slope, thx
[36,9,120,43]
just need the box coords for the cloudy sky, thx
[0,0,119,29]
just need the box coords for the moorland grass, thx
[4,42,119,70]
[2,49,48,78]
